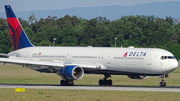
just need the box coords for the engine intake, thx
[58,65,84,80]
[127,75,149,79]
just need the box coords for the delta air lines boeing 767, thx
[0,5,178,87]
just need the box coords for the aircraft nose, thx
[170,60,178,71]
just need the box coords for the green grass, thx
[0,88,179,101]
[0,64,180,101]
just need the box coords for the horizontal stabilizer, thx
[0,53,10,57]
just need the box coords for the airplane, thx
[0,5,178,87]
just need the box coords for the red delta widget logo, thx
[123,52,146,57]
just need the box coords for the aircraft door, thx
[107,53,112,64]
[147,54,152,65]
[66,53,70,62]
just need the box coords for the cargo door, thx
[147,54,152,65]
[107,53,112,64]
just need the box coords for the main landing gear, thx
[60,80,74,86]
[159,74,166,87]
[99,74,112,86]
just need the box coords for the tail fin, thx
[5,5,33,50]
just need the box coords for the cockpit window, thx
[161,56,176,60]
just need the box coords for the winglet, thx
[5,5,33,50]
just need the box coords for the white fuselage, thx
[9,46,178,75]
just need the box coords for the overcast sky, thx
[0,0,180,13]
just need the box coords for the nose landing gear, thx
[99,74,112,86]
[159,74,166,87]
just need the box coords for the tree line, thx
[0,15,180,59]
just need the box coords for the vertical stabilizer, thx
[5,5,33,50]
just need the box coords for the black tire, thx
[163,82,166,87]
[160,82,166,87]
[99,79,104,86]
[108,80,112,86]
[69,80,74,86]
[159,82,162,87]
[64,80,69,86]
[104,80,108,86]
[60,80,65,86]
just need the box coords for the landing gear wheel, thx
[99,79,104,86]
[159,74,166,87]
[60,80,74,86]
[107,80,112,86]
[104,80,108,86]
[64,80,69,86]
[98,74,113,86]
[159,82,166,87]
[163,82,166,87]
[60,80,65,86]
[69,80,74,86]
[159,82,162,87]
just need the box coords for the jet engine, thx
[127,75,149,79]
[58,65,84,80]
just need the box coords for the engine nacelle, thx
[58,65,84,80]
[127,75,149,79]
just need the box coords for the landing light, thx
[96,65,101,70]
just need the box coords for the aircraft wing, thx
[0,57,97,71]
[0,57,64,67]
